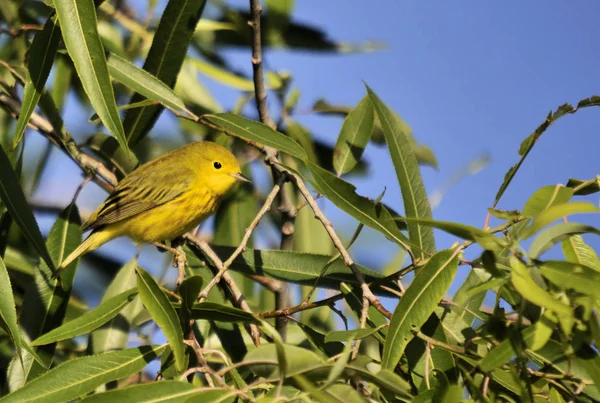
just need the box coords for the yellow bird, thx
[56,141,250,279]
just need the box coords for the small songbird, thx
[55,141,250,280]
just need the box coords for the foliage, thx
[0,1,599,402]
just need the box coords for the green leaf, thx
[480,327,535,372]
[10,204,82,385]
[567,177,600,196]
[510,257,573,323]
[529,223,600,259]
[394,217,506,251]
[528,310,557,351]
[0,256,21,355]
[382,249,459,370]
[244,343,324,380]
[0,144,54,271]
[136,267,186,372]
[80,382,234,403]
[209,246,392,293]
[188,58,256,91]
[54,0,129,153]
[333,96,374,176]
[367,85,435,259]
[91,259,143,353]
[539,260,600,298]
[122,0,207,145]
[562,234,600,272]
[324,325,387,343]
[306,161,413,252]
[522,202,600,239]
[178,275,203,325]
[523,185,574,216]
[89,100,157,123]
[493,96,600,206]
[107,53,187,113]
[188,302,258,323]
[12,17,61,149]
[1,345,166,403]
[31,289,138,346]
[201,113,307,160]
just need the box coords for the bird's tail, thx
[53,230,115,279]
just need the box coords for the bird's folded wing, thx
[83,163,194,231]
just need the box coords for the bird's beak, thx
[230,172,252,183]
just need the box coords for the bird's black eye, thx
[213,161,222,169]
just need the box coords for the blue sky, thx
[31,1,600,302]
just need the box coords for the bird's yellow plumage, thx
[56,141,250,273]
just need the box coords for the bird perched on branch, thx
[55,141,251,283]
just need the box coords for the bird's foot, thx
[153,240,187,286]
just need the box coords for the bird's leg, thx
[153,240,187,286]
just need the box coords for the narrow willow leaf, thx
[80,382,233,403]
[539,261,600,298]
[367,85,435,259]
[188,302,258,323]
[12,17,61,148]
[494,96,600,206]
[510,257,573,324]
[123,0,207,145]
[333,96,374,175]
[50,55,72,112]
[244,344,323,380]
[382,249,458,370]
[2,345,166,403]
[201,113,307,160]
[136,267,185,372]
[54,0,128,153]
[324,325,387,343]
[0,144,54,270]
[523,185,574,216]
[480,327,535,372]
[91,259,143,353]
[209,246,392,293]
[88,100,156,124]
[529,223,600,259]
[0,257,21,355]
[562,234,600,272]
[189,58,256,91]
[178,275,203,326]
[567,177,600,196]
[12,204,82,384]
[394,216,506,251]
[31,289,137,346]
[306,161,413,252]
[522,202,600,239]
[528,310,557,351]
[107,53,186,113]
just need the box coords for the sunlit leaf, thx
[333,96,374,176]
[367,85,435,259]
[136,267,185,372]
[382,249,458,370]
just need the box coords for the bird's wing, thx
[83,161,194,231]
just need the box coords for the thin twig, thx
[185,235,262,346]
[259,293,344,319]
[196,180,283,300]
[247,0,275,129]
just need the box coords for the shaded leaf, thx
[382,249,458,370]
[539,260,600,298]
[136,267,185,372]
[12,17,61,148]
[122,0,207,145]
[0,144,54,271]
[567,177,600,196]
[0,257,21,357]
[324,325,387,343]
[86,133,139,177]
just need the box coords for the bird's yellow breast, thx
[106,188,219,243]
